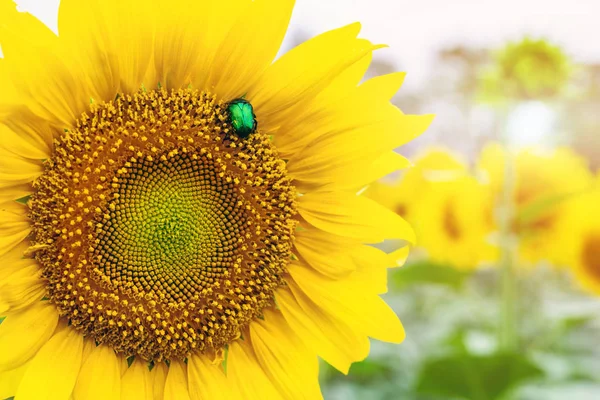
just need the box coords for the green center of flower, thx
[96,152,244,303]
[29,88,297,361]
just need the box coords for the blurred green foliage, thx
[390,261,470,291]
[416,353,543,400]
[321,265,600,399]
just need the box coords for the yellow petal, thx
[164,360,191,400]
[153,0,249,90]
[0,202,30,258]
[0,256,39,280]
[0,2,86,127]
[0,242,33,281]
[358,71,407,101]
[287,112,432,191]
[0,0,55,46]
[0,361,29,400]
[294,228,359,278]
[0,264,45,315]
[313,50,373,105]
[121,359,153,400]
[15,324,84,400]
[227,339,281,399]
[57,0,156,95]
[151,361,168,400]
[276,71,404,157]
[297,240,393,295]
[0,150,43,186]
[105,0,157,92]
[276,284,369,374]
[0,301,58,372]
[208,0,294,100]
[72,344,121,400]
[0,183,32,204]
[249,309,322,400]
[288,262,405,344]
[119,356,129,376]
[346,245,392,295]
[298,191,415,244]
[152,0,211,89]
[249,23,377,133]
[79,338,97,368]
[0,110,53,160]
[329,151,412,191]
[57,0,120,104]
[273,50,373,158]
[188,354,230,400]
[0,57,19,106]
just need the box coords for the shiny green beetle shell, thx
[227,98,257,139]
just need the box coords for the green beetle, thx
[227,98,257,139]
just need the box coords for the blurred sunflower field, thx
[301,4,600,400]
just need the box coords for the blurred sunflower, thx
[0,1,432,399]
[366,148,494,269]
[365,148,465,223]
[478,143,593,265]
[480,37,571,102]
[558,190,600,294]
[412,175,498,269]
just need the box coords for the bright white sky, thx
[12,0,600,92]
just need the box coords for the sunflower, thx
[411,174,498,269]
[0,0,432,398]
[479,37,571,102]
[365,147,465,223]
[556,190,600,294]
[478,143,593,265]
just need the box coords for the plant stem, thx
[498,114,518,353]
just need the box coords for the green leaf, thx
[222,345,229,374]
[390,261,470,290]
[443,330,469,354]
[560,315,593,332]
[516,188,589,227]
[15,195,31,205]
[319,358,395,385]
[348,358,394,384]
[416,353,544,400]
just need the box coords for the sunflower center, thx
[442,201,461,240]
[395,203,408,218]
[29,88,297,361]
[581,234,600,280]
[95,152,245,303]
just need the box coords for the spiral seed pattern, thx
[29,88,297,361]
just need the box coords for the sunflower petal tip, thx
[420,113,437,126]
[345,21,362,35]
[0,0,16,9]
[0,0,17,17]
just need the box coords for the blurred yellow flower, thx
[412,175,498,269]
[365,148,465,223]
[480,37,571,101]
[558,190,600,294]
[367,148,496,269]
[478,143,593,265]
